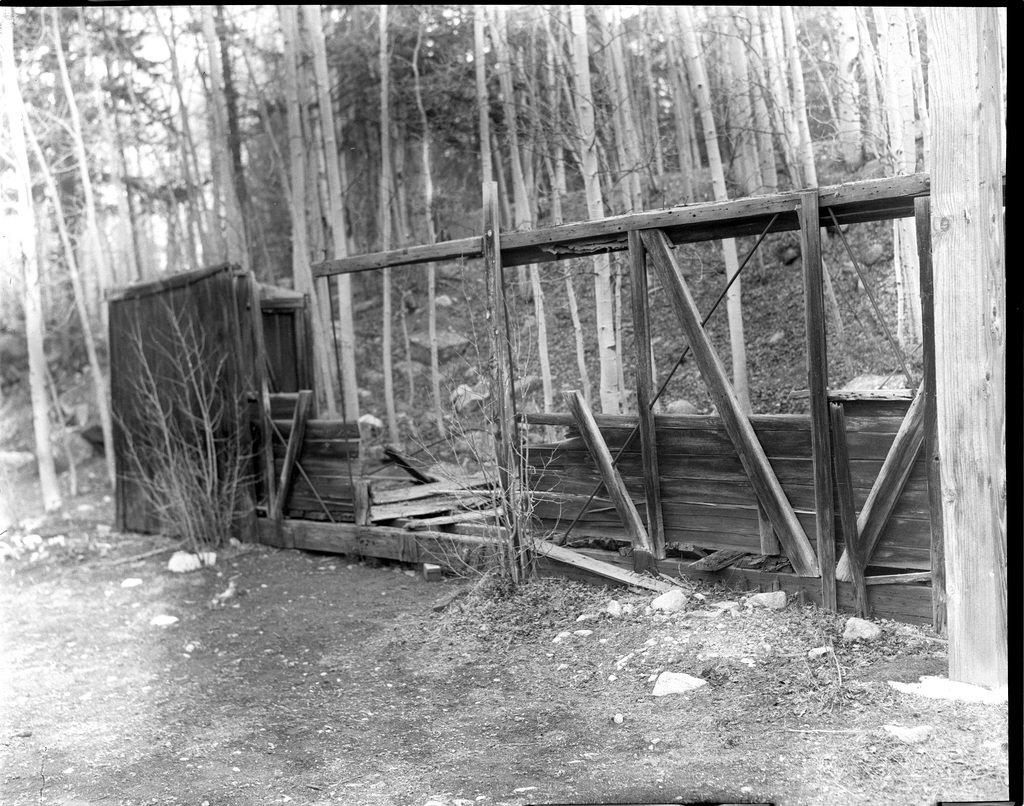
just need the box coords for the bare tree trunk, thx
[782,7,817,187]
[760,7,801,189]
[835,7,864,170]
[679,6,751,413]
[201,6,249,272]
[569,5,620,414]
[52,10,112,327]
[3,8,62,511]
[638,14,665,188]
[662,6,695,202]
[604,6,644,212]
[856,7,884,161]
[279,4,339,417]
[743,6,779,193]
[377,4,399,441]
[305,3,360,423]
[905,9,930,170]
[474,5,493,184]
[24,114,116,487]
[927,6,1006,688]
[410,21,445,440]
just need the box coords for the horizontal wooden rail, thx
[313,173,939,277]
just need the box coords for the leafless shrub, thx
[116,301,252,553]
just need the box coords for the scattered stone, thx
[605,599,623,618]
[740,658,755,667]
[843,617,882,642]
[149,615,179,627]
[862,243,886,265]
[651,671,707,697]
[608,674,617,682]
[556,663,569,671]
[747,591,788,611]
[575,613,598,622]
[782,245,800,265]
[451,383,489,413]
[573,629,593,637]
[612,713,623,725]
[168,551,216,573]
[665,399,699,416]
[409,329,470,364]
[435,294,453,307]
[615,653,635,670]
[883,724,934,744]
[0,451,36,472]
[768,330,785,345]
[651,588,688,613]
[552,631,573,644]
[807,646,831,659]
[887,676,1008,704]
[120,578,143,589]
[358,414,384,434]
[621,603,635,616]
[712,600,740,612]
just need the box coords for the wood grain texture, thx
[831,403,870,617]
[640,228,818,577]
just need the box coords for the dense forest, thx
[0,6,1008,506]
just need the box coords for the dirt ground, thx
[0,458,1013,806]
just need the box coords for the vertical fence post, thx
[915,195,946,634]
[800,191,836,610]
[482,181,525,582]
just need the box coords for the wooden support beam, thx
[830,403,870,618]
[916,195,946,634]
[640,228,819,577]
[757,503,782,555]
[532,540,673,593]
[835,388,926,581]
[483,181,525,582]
[563,390,656,568]
[800,191,837,609]
[627,230,666,559]
[273,390,313,527]
[247,271,277,516]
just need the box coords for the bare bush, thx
[116,301,252,552]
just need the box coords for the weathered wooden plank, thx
[105,262,235,302]
[689,549,750,572]
[405,508,502,531]
[382,447,438,483]
[371,475,491,505]
[640,229,819,577]
[370,496,472,523]
[628,230,665,559]
[801,191,837,609]
[831,403,870,618]
[272,390,313,526]
[563,391,656,560]
[532,540,673,593]
[313,174,938,277]
[916,195,946,634]
[865,572,932,585]
[836,388,926,581]
[248,271,277,515]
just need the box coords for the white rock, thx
[843,617,882,642]
[651,588,688,613]
[615,653,635,670]
[120,578,143,589]
[435,294,453,307]
[748,591,788,610]
[168,551,216,573]
[612,713,623,724]
[608,674,617,682]
[552,631,573,644]
[807,646,831,659]
[740,658,756,667]
[883,724,934,744]
[605,600,623,617]
[358,413,384,432]
[621,603,635,616]
[651,671,707,697]
[556,663,569,671]
[576,613,598,622]
[149,615,179,627]
[573,629,593,637]
[887,676,1008,704]
[712,600,740,612]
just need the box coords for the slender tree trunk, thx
[52,10,112,327]
[24,113,116,488]
[782,8,817,187]
[679,5,751,413]
[411,21,445,440]
[905,10,930,171]
[377,4,398,441]
[726,24,763,197]
[605,6,644,212]
[201,6,249,272]
[3,8,62,511]
[856,7,884,161]
[279,4,339,417]
[639,14,665,188]
[662,6,695,202]
[760,7,801,188]
[569,5,620,414]
[474,5,493,184]
[927,6,1006,688]
[305,3,360,423]
[835,7,863,170]
[743,6,779,193]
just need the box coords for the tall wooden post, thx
[927,8,1006,686]
[799,191,836,610]
[482,182,525,583]
[915,196,946,634]
[627,230,665,560]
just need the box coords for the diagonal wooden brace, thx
[563,390,657,568]
[640,228,819,577]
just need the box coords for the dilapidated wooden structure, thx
[111,174,964,628]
